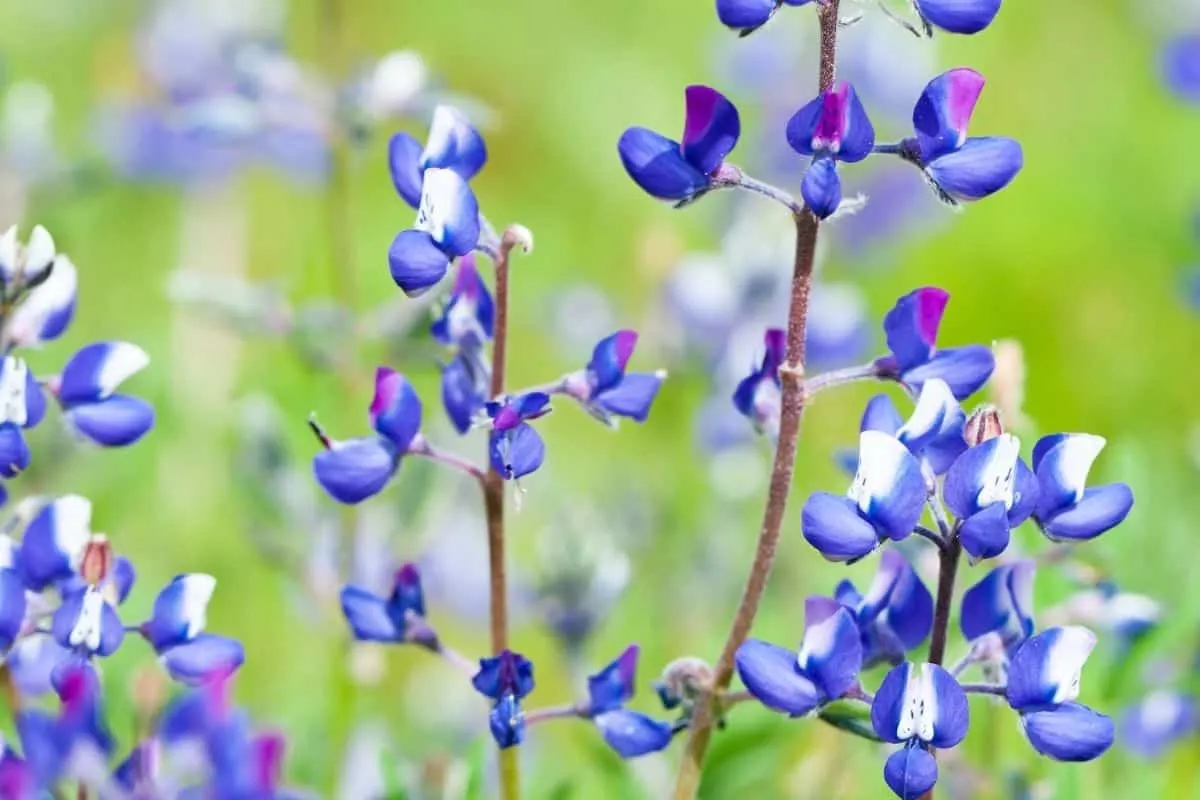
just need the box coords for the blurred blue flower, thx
[561,331,666,427]
[960,559,1036,652]
[1122,690,1198,758]
[388,105,488,209]
[389,170,482,297]
[340,563,437,648]
[585,645,674,758]
[835,547,933,668]
[486,393,551,480]
[1162,34,1200,102]
[473,650,535,749]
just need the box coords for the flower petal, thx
[860,549,934,656]
[801,157,842,220]
[787,83,875,162]
[1032,433,1105,517]
[912,68,985,161]
[925,137,1023,203]
[440,352,488,435]
[142,574,216,651]
[735,638,821,717]
[388,229,451,298]
[162,634,245,686]
[1163,34,1200,103]
[883,745,938,800]
[861,394,903,436]
[489,423,545,481]
[618,127,709,201]
[715,0,779,33]
[1008,458,1040,525]
[1040,484,1133,541]
[914,0,1002,35]
[801,492,880,563]
[1007,626,1096,711]
[1122,691,1199,759]
[960,559,1035,646]
[872,662,969,747]
[848,431,926,540]
[882,287,949,374]
[594,372,665,423]
[23,367,46,429]
[588,331,638,394]
[58,342,150,406]
[9,254,77,348]
[312,437,399,504]
[594,710,673,758]
[473,651,535,701]
[7,634,71,697]
[1021,702,1114,762]
[17,495,91,591]
[369,368,422,449]
[387,132,424,208]
[0,423,30,478]
[958,504,1011,561]
[896,379,956,455]
[900,344,994,399]
[0,567,26,650]
[420,106,487,180]
[797,598,863,701]
[943,434,1020,518]
[587,645,639,714]
[488,694,525,749]
[680,86,740,175]
[66,395,155,447]
[415,167,480,258]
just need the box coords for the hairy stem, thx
[918,534,962,800]
[671,7,841,797]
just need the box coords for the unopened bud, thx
[79,535,112,586]
[964,405,1003,446]
[130,665,168,720]
[501,224,534,255]
[656,656,713,710]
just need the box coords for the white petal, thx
[9,254,77,347]
[896,663,938,742]
[848,430,916,513]
[24,225,55,277]
[0,357,28,426]
[975,433,1020,509]
[54,494,93,566]
[178,574,217,638]
[1046,625,1097,705]
[1047,434,1106,503]
[897,378,955,447]
[0,226,16,281]
[421,105,473,167]
[98,342,150,397]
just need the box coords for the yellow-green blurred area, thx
[1,0,1199,798]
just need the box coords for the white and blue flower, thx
[835,548,933,668]
[1031,434,1133,542]
[943,433,1039,561]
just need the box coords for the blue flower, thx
[911,0,1001,35]
[140,573,244,685]
[388,105,487,209]
[801,431,926,562]
[733,328,784,438]
[50,586,124,660]
[16,662,114,787]
[1162,34,1200,103]
[716,0,817,37]
[1121,690,1198,758]
[562,331,666,427]
[339,563,437,648]
[585,645,674,758]
[874,287,995,399]
[735,596,863,716]
[619,85,740,204]
[1005,626,1114,762]
[1030,434,1133,542]
[51,342,155,447]
[786,82,875,219]
[960,559,1035,651]
[311,367,423,504]
[871,662,969,799]
[900,69,1022,204]
[943,433,1039,561]
[851,380,967,477]
[16,495,93,591]
[473,650,535,749]
[0,355,48,479]
[388,169,481,297]
[440,350,490,435]
[486,393,551,480]
[431,254,494,352]
[834,548,933,668]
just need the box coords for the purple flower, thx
[473,650,535,749]
[874,287,995,399]
[733,328,784,437]
[389,170,482,297]
[618,86,741,204]
[960,559,1035,651]
[486,393,551,480]
[586,645,674,758]
[801,430,926,562]
[943,433,1038,561]
[912,0,1002,35]
[1162,34,1200,102]
[1005,627,1114,762]
[716,0,818,37]
[388,106,487,209]
[1121,691,1198,758]
[431,255,494,351]
[834,548,933,668]
[16,662,114,787]
[1030,434,1133,542]
[735,596,863,716]
[786,82,875,219]
[562,331,666,427]
[312,367,423,504]
[50,342,155,447]
[871,662,969,799]
[900,69,1022,204]
[339,563,437,648]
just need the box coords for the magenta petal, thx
[913,68,986,161]
[680,86,741,176]
[369,368,422,449]
[882,287,949,374]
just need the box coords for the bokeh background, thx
[1,0,1199,797]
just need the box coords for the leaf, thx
[377,747,409,800]
[818,700,883,743]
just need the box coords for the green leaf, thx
[377,746,409,800]
[817,700,882,743]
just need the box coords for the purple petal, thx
[882,288,950,374]
[587,644,639,714]
[473,650,535,701]
[850,431,927,541]
[0,424,29,478]
[913,68,986,161]
[594,710,673,758]
[926,136,1022,203]
[387,132,424,208]
[801,492,879,563]
[142,574,216,651]
[901,344,994,400]
[595,372,665,423]
[388,229,451,298]
[680,86,740,175]
[1007,626,1096,712]
[1021,703,1114,762]
[0,567,26,650]
[489,423,545,480]
[57,342,149,406]
[312,437,399,504]
[913,0,1001,34]
[715,0,779,33]
[369,368,422,450]
[440,353,487,435]
[1163,34,1200,103]
[883,746,938,800]
[797,600,863,700]
[587,330,638,394]
[786,83,874,162]
[420,106,487,180]
[958,504,1011,561]
[801,157,842,220]
[415,168,480,258]
[617,127,709,201]
[1040,484,1133,542]
[162,635,246,686]
[861,395,903,436]
[960,560,1035,646]
[734,639,821,717]
[65,395,155,447]
[7,635,71,697]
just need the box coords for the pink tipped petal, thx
[837,85,876,163]
[369,368,422,449]
[914,0,1002,34]
[913,69,986,161]
[681,86,741,176]
[588,330,639,394]
[926,136,1023,203]
[882,288,949,374]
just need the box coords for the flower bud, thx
[964,405,1003,446]
[79,534,112,586]
[130,665,168,720]
[656,656,713,710]
[501,224,534,255]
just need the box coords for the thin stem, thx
[716,170,805,216]
[872,143,905,155]
[408,435,486,482]
[671,7,841,798]
[919,531,962,800]
[437,644,480,678]
[524,704,586,725]
[912,525,945,549]
[960,683,1006,697]
[926,488,954,541]
[804,362,880,396]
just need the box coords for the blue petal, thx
[312,436,399,504]
[1040,484,1133,541]
[861,395,903,436]
[369,368,422,449]
[66,395,155,447]
[416,168,480,258]
[871,662,969,746]
[0,423,29,478]
[801,157,842,220]
[17,495,91,591]
[488,695,525,749]
[489,423,545,481]
[859,549,934,654]
[680,85,740,175]
[801,492,880,563]
[1006,626,1097,712]
[850,431,927,541]
[387,132,424,208]
[926,137,1023,203]
[900,345,994,399]
[388,563,427,621]
[1009,458,1040,525]
[389,229,452,298]
[420,106,488,180]
[587,331,638,394]
[473,651,535,701]
[797,598,863,701]
[440,353,487,435]
[1163,34,1200,103]
[9,254,77,348]
[57,342,149,406]
[715,0,778,32]
[617,127,709,201]
[896,379,956,455]
[1021,703,1114,762]
[16,710,62,786]
[958,504,1011,561]
[1032,434,1105,518]
[595,372,665,423]
[0,567,26,650]
[162,635,246,686]
[98,601,125,657]
[834,579,863,609]
[883,745,938,800]
[340,586,402,643]
[23,368,45,429]
[914,0,1002,34]
[913,69,985,161]
[587,644,638,714]
[837,84,877,163]
[594,710,674,758]
[7,635,71,696]
[959,559,1035,647]
[1122,692,1199,759]
[871,662,914,744]
[142,574,216,652]
[943,434,1020,519]
[734,639,821,717]
[111,557,137,605]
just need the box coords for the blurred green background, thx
[1,0,1199,797]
